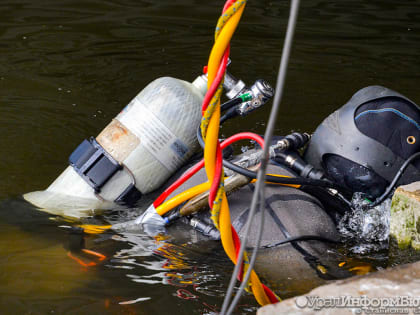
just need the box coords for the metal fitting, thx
[224,72,247,99]
[200,67,274,109]
[327,188,338,196]
[237,79,274,116]
[284,155,297,167]
[199,71,247,100]
[271,132,312,153]
[272,139,290,152]
[190,217,220,239]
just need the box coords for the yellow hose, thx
[204,6,245,179]
[155,173,300,218]
[203,0,273,306]
[78,224,112,234]
[156,181,211,216]
[208,5,245,83]
[266,174,301,189]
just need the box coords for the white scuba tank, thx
[24,76,208,217]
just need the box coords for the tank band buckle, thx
[69,137,142,206]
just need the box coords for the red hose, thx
[201,0,233,113]
[153,160,205,207]
[208,142,223,208]
[263,284,280,304]
[201,0,236,205]
[231,203,279,303]
[202,47,230,113]
[205,0,279,305]
[231,225,244,280]
[223,0,237,11]
[207,132,265,205]
[153,132,265,207]
[218,132,264,150]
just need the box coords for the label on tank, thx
[118,100,189,172]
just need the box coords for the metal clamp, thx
[237,79,274,116]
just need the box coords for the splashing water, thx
[338,193,391,254]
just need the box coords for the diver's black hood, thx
[304,85,420,197]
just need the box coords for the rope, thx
[201,0,278,307]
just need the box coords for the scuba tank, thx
[24,76,207,215]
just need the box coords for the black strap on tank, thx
[69,137,142,207]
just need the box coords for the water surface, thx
[1,0,420,313]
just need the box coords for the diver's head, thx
[304,85,420,199]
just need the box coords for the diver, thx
[22,72,420,297]
[103,84,418,297]
[152,84,420,294]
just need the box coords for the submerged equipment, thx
[304,85,420,199]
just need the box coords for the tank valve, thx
[224,71,247,99]
[199,65,274,116]
[236,79,274,116]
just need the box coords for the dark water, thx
[1,0,420,314]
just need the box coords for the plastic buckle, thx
[69,138,142,206]
[69,137,122,193]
